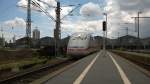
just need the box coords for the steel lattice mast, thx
[54,1,61,56]
[26,0,31,47]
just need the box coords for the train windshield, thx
[68,33,89,48]
[71,33,88,40]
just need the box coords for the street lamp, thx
[117,32,121,48]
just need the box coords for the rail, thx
[111,50,150,65]
[0,58,73,84]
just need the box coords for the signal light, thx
[102,21,107,31]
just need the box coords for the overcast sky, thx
[0,0,150,41]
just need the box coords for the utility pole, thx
[118,32,120,48]
[103,13,107,49]
[26,0,31,48]
[132,16,150,49]
[54,1,61,57]
[131,12,142,49]
[123,23,130,36]
[132,16,150,32]
[102,21,106,50]
[12,26,15,43]
[103,30,106,50]
[13,35,16,43]
[54,2,80,57]
[2,33,4,48]
[32,0,79,56]
[0,25,4,48]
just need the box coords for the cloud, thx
[41,0,57,7]
[61,18,103,37]
[15,0,150,38]
[117,0,150,12]
[17,0,56,11]
[4,17,26,28]
[104,0,150,38]
[17,0,73,21]
[60,2,105,36]
[80,2,102,18]
[0,17,26,41]
[48,7,73,19]
[18,0,41,11]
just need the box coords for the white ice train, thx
[67,32,100,58]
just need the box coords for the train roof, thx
[71,32,91,37]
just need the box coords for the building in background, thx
[32,28,40,40]
[32,28,40,48]
[13,35,16,43]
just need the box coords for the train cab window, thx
[71,36,87,40]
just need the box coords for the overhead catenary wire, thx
[61,4,81,20]
[32,0,56,22]
[31,0,81,23]
[32,0,56,21]
[37,0,56,8]
[32,0,79,22]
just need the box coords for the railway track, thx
[128,50,150,54]
[111,51,150,71]
[0,58,75,84]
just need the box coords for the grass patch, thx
[0,58,47,71]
